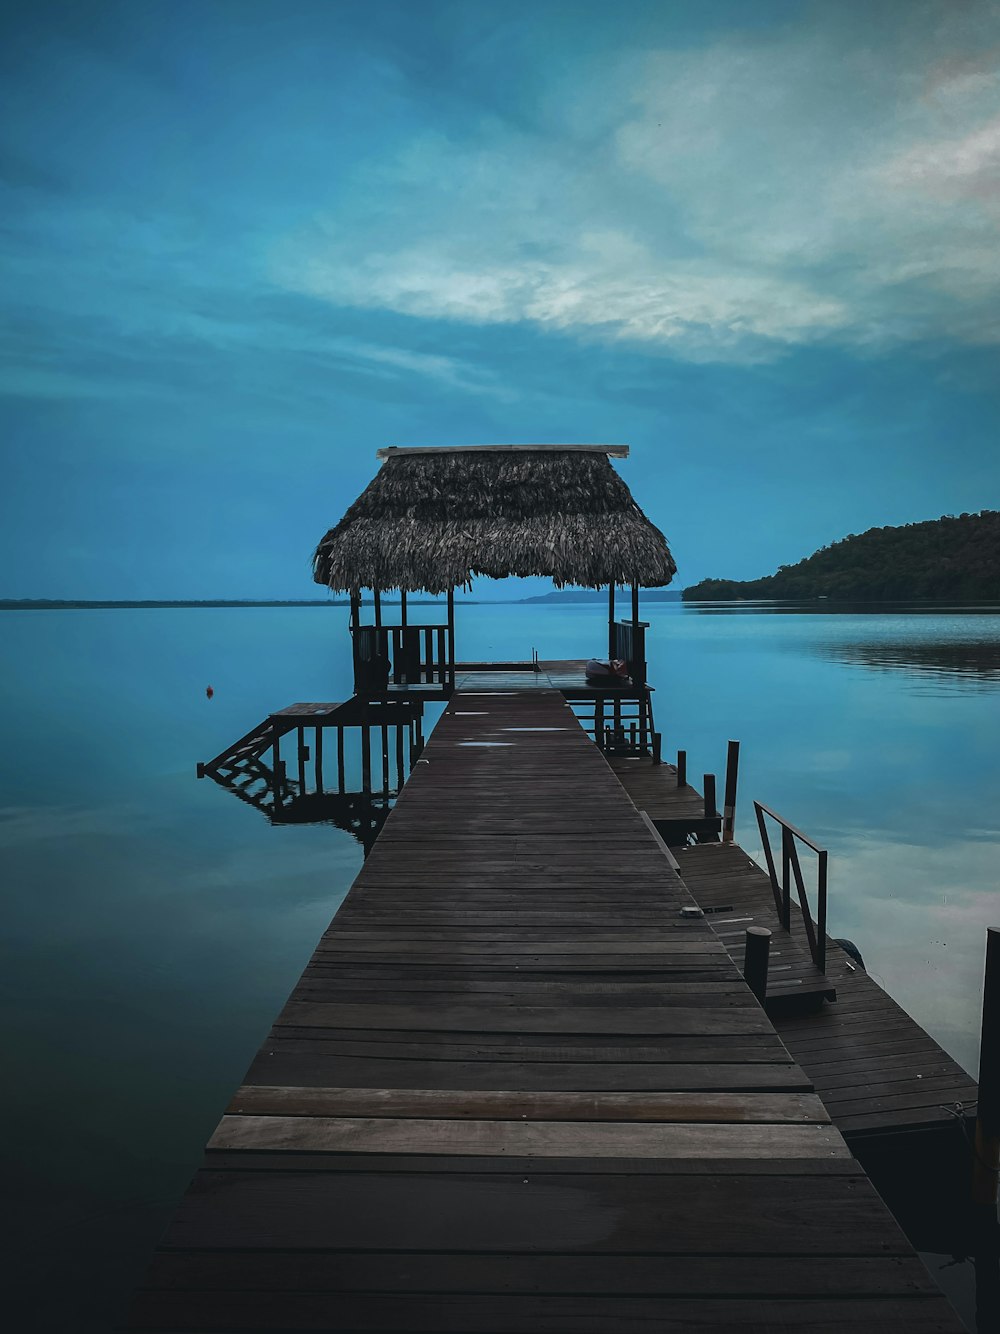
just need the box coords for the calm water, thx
[2,601,999,1330]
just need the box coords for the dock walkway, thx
[132,690,963,1331]
[612,756,979,1140]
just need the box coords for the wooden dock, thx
[612,755,979,1140]
[133,689,966,1332]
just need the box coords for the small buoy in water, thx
[206,685,214,700]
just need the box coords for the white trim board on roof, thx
[375,444,630,459]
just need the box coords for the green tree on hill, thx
[682,512,1000,601]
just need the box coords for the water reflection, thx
[206,762,395,854]
[814,639,1000,685]
[200,708,420,855]
[853,1129,1000,1334]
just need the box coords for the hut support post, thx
[630,582,646,688]
[447,587,455,690]
[373,589,381,629]
[608,584,615,659]
[400,590,407,629]
[361,717,371,794]
[349,593,361,693]
[973,928,1000,1207]
[297,725,307,793]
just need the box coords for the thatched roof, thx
[313,445,676,595]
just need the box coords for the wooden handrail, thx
[753,801,828,973]
[350,623,454,692]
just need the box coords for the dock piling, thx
[703,773,717,821]
[973,927,1000,1208]
[744,927,771,1003]
[677,749,687,786]
[722,739,740,843]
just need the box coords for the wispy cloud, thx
[275,2,1000,362]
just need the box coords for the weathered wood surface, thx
[675,841,979,1137]
[131,691,964,1332]
[612,757,976,1135]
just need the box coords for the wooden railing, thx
[753,800,828,973]
[611,618,647,686]
[351,624,454,694]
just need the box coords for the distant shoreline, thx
[2,592,997,611]
[1,592,682,610]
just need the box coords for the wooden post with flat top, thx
[703,773,717,821]
[722,739,740,843]
[973,927,1000,1207]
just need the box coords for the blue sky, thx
[2,0,999,598]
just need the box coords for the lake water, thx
[3,600,999,1330]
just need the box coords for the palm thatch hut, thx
[313,445,675,696]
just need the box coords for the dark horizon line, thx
[0,590,687,608]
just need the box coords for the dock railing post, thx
[722,740,740,844]
[652,732,662,766]
[816,848,828,973]
[703,773,717,822]
[677,749,687,787]
[973,928,1000,1208]
[744,927,771,1004]
[780,824,793,931]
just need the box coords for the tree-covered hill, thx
[683,511,1000,601]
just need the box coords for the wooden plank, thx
[276,1002,773,1034]
[130,1291,960,1332]
[140,1249,940,1296]
[258,1031,792,1058]
[209,1114,849,1157]
[200,1151,865,1175]
[161,1169,911,1254]
[245,1056,813,1094]
[226,1085,829,1122]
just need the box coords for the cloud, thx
[275,3,1000,362]
[284,227,850,362]
[0,186,503,407]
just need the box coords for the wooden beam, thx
[376,444,629,459]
